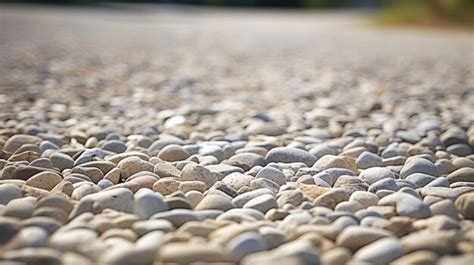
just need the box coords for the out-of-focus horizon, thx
[2,0,473,28]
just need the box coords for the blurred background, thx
[2,0,473,27]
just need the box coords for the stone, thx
[429,199,460,220]
[243,194,278,213]
[25,171,62,191]
[447,167,474,184]
[277,190,304,207]
[356,151,383,169]
[400,157,440,178]
[333,175,368,193]
[313,155,358,174]
[265,147,316,167]
[2,247,62,265]
[117,156,154,180]
[3,197,36,219]
[321,247,352,265]
[378,192,431,219]
[297,185,329,200]
[153,178,180,196]
[195,193,234,211]
[359,167,396,185]
[222,173,254,191]
[132,219,175,235]
[0,184,22,205]
[349,191,379,207]
[225,232,267,262]
[153,162,181,179]
[232,188,274,207]
[256,166,287,185]
[368,178,399,193]
[158,242,226,263]
[151,209,199,227]
[82,188,134,213]
[336,226,393,251]
[454,192,474,219]
[181,163,217,189]
[353,238,406,264]
[134,189,168,219]
[390,250,438,265]
[102,139,127,153]
[227,153,266,170]
[158,144,190,162]
[3,134,42,153]
[49,228,98,252]
[315,168,355,186]
[313,188,350,209]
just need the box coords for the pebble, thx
[25,171,63,191]
[447,167,474,184]
[378,192,431,219]
[117,156,154,180]
[82,188,134,213]
[133,189,168,219]
[353,237,406,264]
[158,144,190,162]
[454,192,474,219]
[265,147,316,167]
[181,163,217,189]
[336,226,393,251]
[243,194,278,213]
[0,184,23,205]
[356,151,384,169]
[400,157,440,178]
[313,155,358,174]
[195,193,234,211]
[255,166,287,185]
[226,232,267,262]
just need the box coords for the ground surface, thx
[0,4,474,265]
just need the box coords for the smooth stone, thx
[49,228,98,252]
[0,184,22,205]
[277,190,304,207]
[185,190,204,209]
[406,173,437,187]
[243,194,278,213]
[413,215,460,230]
[148,137,184,152]
[158,242,226,263]
[250,178,280,194]
[390,250,438,265]
[400,157,440,178]
[102,140,127,153]
[241,239,320,265]
[400,230,459,254]
[117,156,154,180]
[153,178,180,196]
[225,232,268,262]
[447,167,474,184]
[333,175,368,193]
[158,144,190,162]
[132,219,175,236]
[313,188,350,209]
[232,188,274,208]
[153,162,181,179]
[265,147,316,167]
[7,226,48,249]
[368,178,399,193]
[256,166,287,185]
[181,163,217,189]
[314,168,355,186]
[178,181,206,193]
[3,134,42,153]
[205,164,244,178]
[199,145,225,161]
[336,226,393,251]
[447,143,472,156]
[74,148,105,166]
[425,177,450,188]
[429,199,460,220]
[177,221,218,237]
[259,226,286,249]
[419,187,459,200]
[227,152,266,170]
[353,238,406,264]
[165,197,192,210]
[71,184,100,200]
[151,209,199,227]
[378,192,431,219]
[25,171,62,191]
[195,193,234,211]
[222,173,254,191]
[36,195,73,214]
[454,192,474,220]
[297,185,329,200]
[321,247,352,265]
[349,191,379,207]
[3,197,36,219]
[71,167,104,183]
[356,151,383,169]
[82,188,134,213]
[359,167,396,185]
[97,179,114,189]
[3,247,62,265]
[313,155,358,175]
[133,189,168,219]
